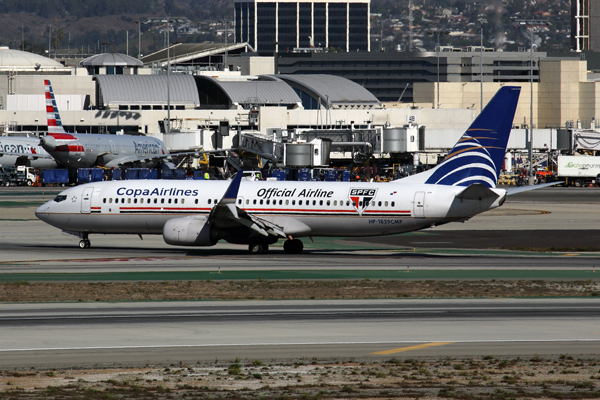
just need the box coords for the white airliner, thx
[0,136,57,169]
[36,86,538,253]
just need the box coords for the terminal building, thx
[2,45,600,170]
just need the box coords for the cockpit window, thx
[53,195,67,203]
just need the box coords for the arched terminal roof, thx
[81,53,143,67]
[195,76,301,109]
[94,75,200,109]
[271,74,381,109]
[0,46,68,72]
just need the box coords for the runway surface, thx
[1,299,599,368]
[1,186,600,367]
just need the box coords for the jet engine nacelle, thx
[162,216,218,246]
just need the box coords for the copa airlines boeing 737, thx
[39,79,172,168]
[36,86,533,254]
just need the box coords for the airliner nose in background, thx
[39,79,170,168]
[36,86,546,254]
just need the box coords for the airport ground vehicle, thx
[0,166,37,186]
[556,155,600,187]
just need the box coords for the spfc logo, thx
[349,188,377,215]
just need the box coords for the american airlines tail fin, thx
[401,86,521,188]
[44,79,67,135]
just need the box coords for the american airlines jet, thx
[39,79,171,169]
[36,86,535,253]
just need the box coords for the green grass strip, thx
[0,269,598,282]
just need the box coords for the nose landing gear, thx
[79,234,91,249]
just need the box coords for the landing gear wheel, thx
[79,239,90,249]
[283,239,304,254]
[248,243,268,254]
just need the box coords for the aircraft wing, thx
[208,170,287,239]
[106,148,232,168]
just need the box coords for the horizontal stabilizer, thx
[505,181,563,195]
[456,183,499,201]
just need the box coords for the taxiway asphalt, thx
[1,186,599,366]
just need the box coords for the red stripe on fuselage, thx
[49,133,77,140]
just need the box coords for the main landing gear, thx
[248,243,269,254]
[79,234,91,249]
[283,239,303,254]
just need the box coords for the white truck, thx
[556,155,600,187]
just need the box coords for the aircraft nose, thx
[35,202,51,222]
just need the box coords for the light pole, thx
[516,19,551,185]
[135,19,142,60]
[166,20,171,135]
[428,29,449,109]
[478,18,487,112]
[221,18,230,71]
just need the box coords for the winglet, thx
[223,170,244,200]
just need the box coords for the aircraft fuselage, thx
[36,179,506,238]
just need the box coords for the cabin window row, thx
[102,198,223,206]
[236,199,395,207]
[103,197,187,205]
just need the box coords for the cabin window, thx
[128,198,131,204]
[154,198,158,204]
[299,200,303,206]
[385,201,388,207]
[266,199,270,205]
[195,199,198,204]
[378,201,382,207]
[359,201,363,207]
[286,200,289,205]
[208,199,212,204]
[214,199,217,204]
[279,200,283,205]
[253,199,257,205]
[134,199,137,204]
[391,201,395,207]
[181,199,185,204]
[141,199,145,204]
[260,199,263,205]
[174,199,178,204]
[161,199,165,204]
[238,199,242,205]
[313,200,316,206]
[168,199,172,204]
[121,198,125,204]
[319,200,323,206]
[103,198,106,204]
[292,200,295,205]
[246,199,250,205]
[327,200,330,206]
[109,198,113,204]
[346,201,350,206]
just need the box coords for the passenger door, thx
[413,191,425,218]
[81,187,94,214]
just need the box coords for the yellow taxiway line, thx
[370,341,455,355]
